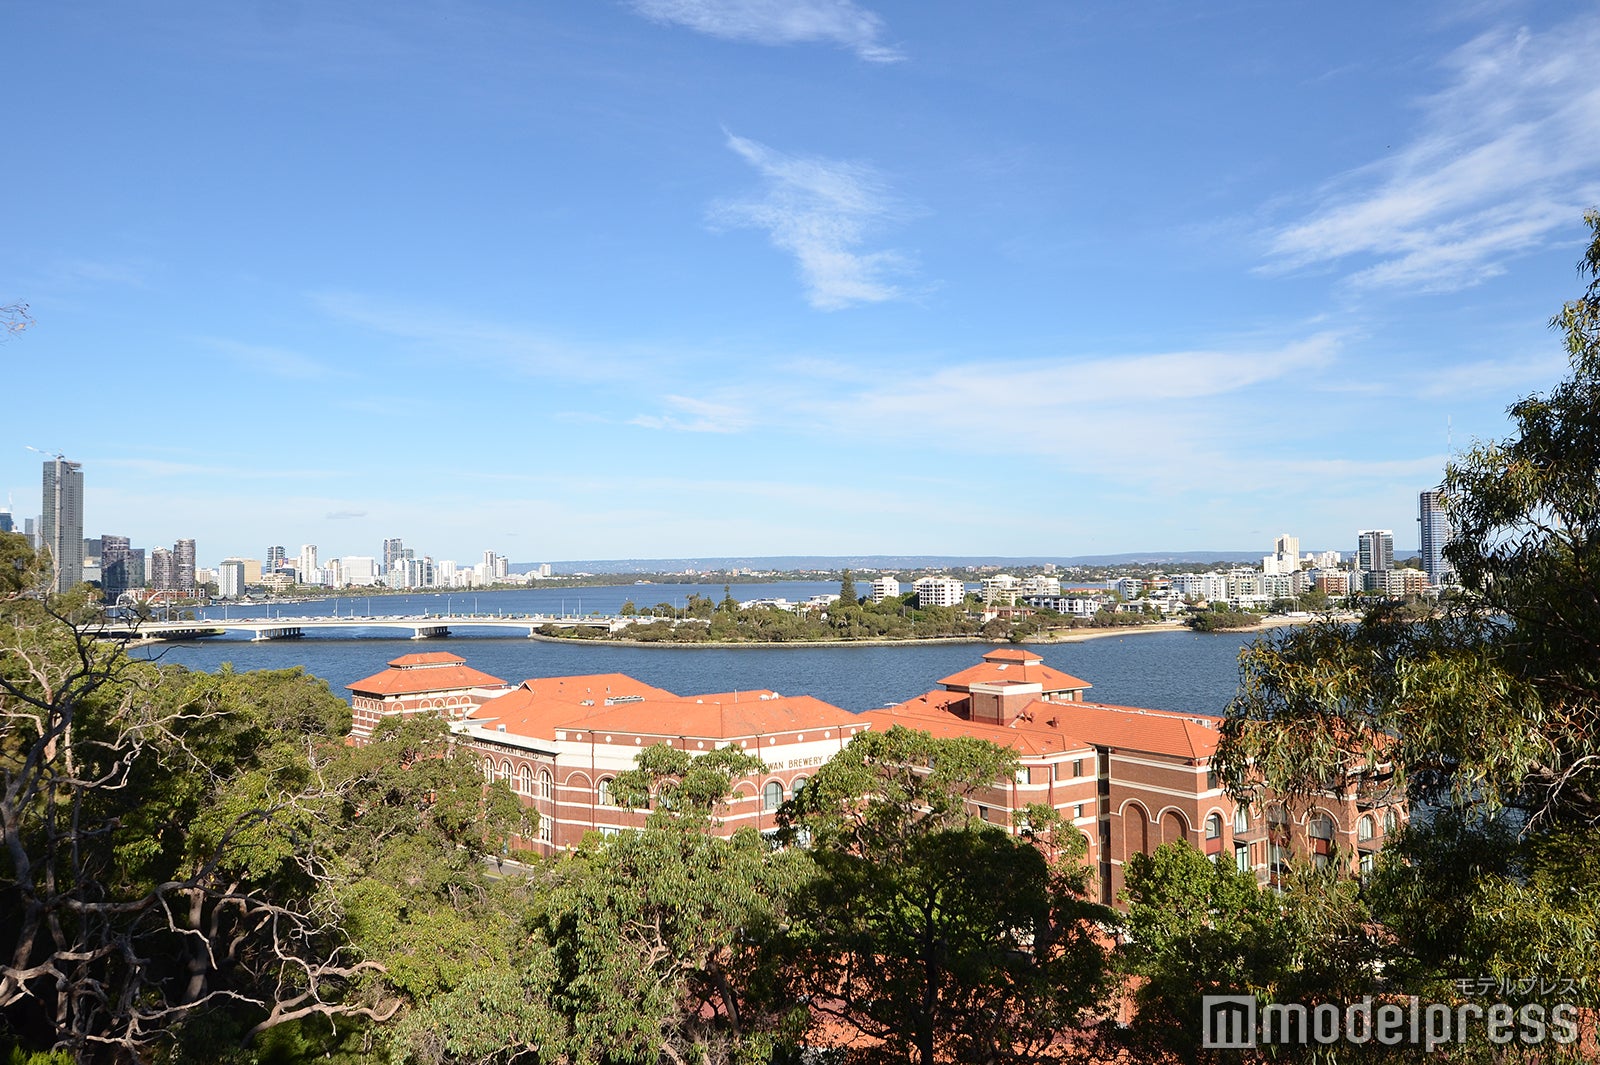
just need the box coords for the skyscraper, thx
[151,547,175,592]
[0,509,13,534]
[266,545,286,573]
[299,544,319,585]
[1418,490,1452,585]
[174,538,196,595]
[102,534,132,603]
[1356,530,1394,573]
[383,537,405,576]
[41,457,84,594]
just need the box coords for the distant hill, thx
[506,551,1401,576]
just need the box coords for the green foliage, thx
[610,741,766,820]
[778,728,1110,1064]
[837,569,857,606]
[1187,608,1261,632]
[1213,213,1600,1042]
[0,538,524,1058]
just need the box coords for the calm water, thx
[135,587,1265,714]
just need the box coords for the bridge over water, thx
[94,613,648,642]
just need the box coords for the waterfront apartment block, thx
[345,647,1406,903]
[912,576,965,608]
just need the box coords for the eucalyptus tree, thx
[1216,213,1600,1032]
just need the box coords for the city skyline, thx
[6,3,1599,559]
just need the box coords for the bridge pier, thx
[410,625,451,639]
[251,626,303,642]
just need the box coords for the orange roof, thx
[938,659,1092,694]
[512,673,677,703]
[469,686,862,743]
[981,647,1041,664]
[347,659,508,696]
[385,651,468,667]
[1039,700,1221,761]
[569,693,860,740]
[863,698,1090,758]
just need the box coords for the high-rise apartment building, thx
[266,545,287,573]
[174,538,196,595]
[1418,490,1452,586]
[1356,530,1394,573]
[151,548,175,592]
[218,559,246,599]
[101,534,133,603]
[41,457,84,594]
[299,545,319,585]
[383,538,405,576]
[0,509,12,534]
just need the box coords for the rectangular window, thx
[1074,804,1084,820]
[1072,758,1084,778]
[1235,844,1250,873]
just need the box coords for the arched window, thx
[763,781,784,812]
[519,764,532,795]
[1233,806,1249,834]
[792,776,808,796]
[1205,813,1223,839]
[500,760,513,785]
[1308,813,1335,841]
[1358,815,1375,841]
[483,758,495,782]
[1384,809,1399,834]
[539,770,553,801]
[598,778,615,807]
[1266,803,1288,831]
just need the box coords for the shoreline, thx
[525,616,1312,650]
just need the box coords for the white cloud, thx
[630,0,902,62]
[631,394,753,433]
[1264,16,1600,291]
[308,291,641,380]
[712,132,914,310]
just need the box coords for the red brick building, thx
[346,652,515,741]
[345,646,1405,902]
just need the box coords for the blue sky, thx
[5,1,1599,566]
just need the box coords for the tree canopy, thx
[1214,212,1600,1038]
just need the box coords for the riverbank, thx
[528,632,996,649]
[528,615,1317,650]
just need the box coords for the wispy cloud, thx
[199,337,345,382]
[1264,16,1600,292]
[325,509,367,519]
[630,0,902,62]
[631,393,753,433]
[96,457,336,480]
[309,291,642,380]
[712,132,914,310]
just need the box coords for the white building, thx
[342,556,380,587]
[298,544,318,580]
[868,576,901,603]
[980,574,1019,605]
[1017,575,1061,597]
[913,576,966,608]
[218,559,245,599]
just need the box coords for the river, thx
[130,585,1267,715]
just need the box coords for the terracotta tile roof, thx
[512,673,678,703]
[869,691,1092,758]
[469,686,862,743]
[568,693,861,740]
[385,652,468,667]
[981,647,1042,664]
[347,660,509,696]
[938,660,1092,694]
[1037,700,1221,761]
